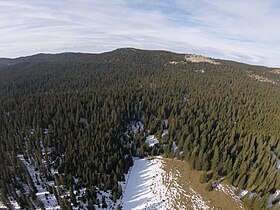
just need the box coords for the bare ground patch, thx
[184,55,220,65]
[168,54,220,65]
[249,74,277,84]
[163,158,246,210]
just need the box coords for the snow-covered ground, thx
[215,150,280,209]
[172,141,178,154]
[215,182,245,202]
[214,181,258,209]
[268,189,280,208]
[18,155,60,210]
[121,157,168,210]
[8,196,20,209]
[121,157,212,210]
[0,200,7,209]
[161,129,168,137]
[10,153,249,210]
[0,195,20,210]
[268,150,280,207]
[145,135,159,147]
[125,121,144,137]
[162,119,169,137]
[272,150,280,173]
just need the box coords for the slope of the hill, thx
[121,157,246,210]
[0,48,279,209]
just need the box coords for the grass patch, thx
[162,158,246,210]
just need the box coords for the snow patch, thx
[271,150,280,173]
[94,190,116,210]
[44,128,50,135]
[215,183,241,202]
[161,119,169,137]
[214,181,254,209]
[145,135,159,147]
[125,121,144,137]
[195,69,205,73]
[8,196,20,209]
[189,187,212,210]
[163,119,168,127]
[172,142,178,154]
[162,129,168,137]
[268,190,280,208]
[0,200,7,209]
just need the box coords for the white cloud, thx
[0,0,279,67]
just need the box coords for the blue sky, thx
[0,0,279,67]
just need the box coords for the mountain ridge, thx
[0,48,273,69]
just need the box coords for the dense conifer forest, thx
[0,48,279,209]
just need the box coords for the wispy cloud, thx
[0,0,279,66]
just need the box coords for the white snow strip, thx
[145,135,159,147]
[122,157,170,210]
[162,129,168,137]
[268,189,280,208]
[239,189,249,199]
[277,159,280,172]
[172,142,178,154]
[272,151,280,173]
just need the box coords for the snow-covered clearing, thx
[121,157,211,210]
[122,157,176,210]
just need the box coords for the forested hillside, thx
[0,48,279,209]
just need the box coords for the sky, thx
[0,0,279,67]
